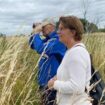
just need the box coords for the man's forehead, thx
[42,24,53,29]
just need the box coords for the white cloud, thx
[0,0,105,35]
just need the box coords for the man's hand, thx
[34,25,42,33]
[48,76,57,89]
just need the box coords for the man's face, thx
[42,24,55,37]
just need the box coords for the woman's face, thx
[58,22,74,44]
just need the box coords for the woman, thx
[48,16,92,105]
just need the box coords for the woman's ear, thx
[71,30,76,36]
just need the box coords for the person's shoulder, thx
[71,44,86,51]
[69,45,89,59]
[49,32,66,47]
[50,31,59,38]
[53,41,66,51]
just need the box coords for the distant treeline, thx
[56,18,105,33]
[0,33,6,37]
[0,18,105,36]
[80,18,105,33]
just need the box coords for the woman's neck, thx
[66,39,81,49]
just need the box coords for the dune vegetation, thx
[0,33,105,105]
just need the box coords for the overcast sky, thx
[0,0,105,35]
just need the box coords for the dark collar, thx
[47,31,59,39]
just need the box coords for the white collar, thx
[73,43,85,48]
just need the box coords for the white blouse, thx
[54,43,92,105]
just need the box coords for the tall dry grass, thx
[83,33,105,80]
[0,36,40,105]
[0,33,105,105]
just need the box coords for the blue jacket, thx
[29,31,67,86]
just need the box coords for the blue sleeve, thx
[29,34,46,54]
[47,40,67,60]
[52,41,66,55]
[29,34,66,58]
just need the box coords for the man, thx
[29,20,67,105]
